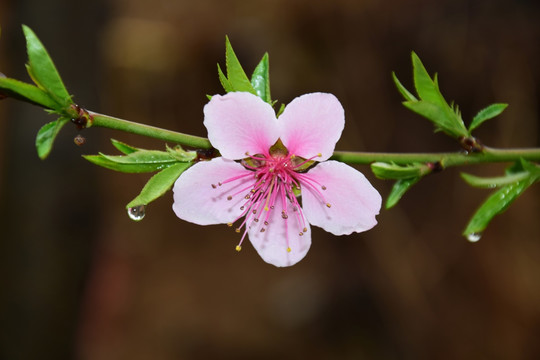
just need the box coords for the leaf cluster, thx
[84,139,196,210]
[0,26,78,159]
[216,36,273,105]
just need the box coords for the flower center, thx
[212,145,330,253]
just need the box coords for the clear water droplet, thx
[467,232,481,242]
[127,205,146,221]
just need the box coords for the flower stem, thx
[87,110,540,168]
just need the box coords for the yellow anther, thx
[227,222,233,227]
[290,154,296,159]
[235,228,241,233]
[264,206,269,211]
[235,245,242,252]
[326,203,331,208]
[317,153,322,157]
[287,247,292,253]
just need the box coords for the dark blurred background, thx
[1,0,539,359]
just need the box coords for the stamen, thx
[287,247,292,253]
[235,245,242,252]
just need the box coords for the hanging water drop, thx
[127,205,146,221]
[466,232,481,242]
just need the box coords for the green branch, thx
[89,111,212,149]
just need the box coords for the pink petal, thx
[300,160,381,235]
[247,191,311,267]
[204,92,280,160]
[172,157,255,225]
[278,93,345,161]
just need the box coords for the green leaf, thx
[165,145,197,162]
[35,117,69,159]
[460,171,530,188]
[251,53,271,103]
[411,52,446,105]
[469,103,508,132]
[403,52,468,138]
[0,77,57,109]
[84,150,180,173]
[403,100,465,136]
[217,63,233,93]
[126,162,192,208]
[463,175,538,237]
[223,36,256,94]
[84,155,165,173]
[22,25,72,107]
[371,162,429,180]
[110,139,141,155]
[386,177,421,209]
[391,71,417,102]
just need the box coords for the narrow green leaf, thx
[224,36,256,94]
[83,154,174,173]
[251,53,271,103]
[22,25,71,106]
[409,52,467,137]
[371,162,428,180]
[35,117,70,159]
[217,63,233,93]
[110,139,141,155]
[0,77,57,109]
[126,162,192,208]
[411,52,446,105]
[463,175,537,236]
[403,100,467,136]
[391,72,417,102]
[165,145,197,162]
[460,171,530,188]
[386,177,421,209]
[99,150,178,165]
[469,103,508,132]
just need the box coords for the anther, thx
[326,203,331,208]
[235,228,241,233]
[287,247,292,253]
[236,245,242,252]
[264,221,269,226]
[281,212,288,219]
[227,223,233,227]
[321,185,327,190]
[211,184,217,189]
[254,218,259,222]
[240,206,245,210]
[227,196,232,200]
[260,228,266,233]
[244,195,251,199]
[252,210,257,214]
[317,153,322,157]
[264,206,269,211]
[299,232,303,236]
[218,182,222,186]
[303,227,307,232]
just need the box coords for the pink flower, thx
[172,92,381,267]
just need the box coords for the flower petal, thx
[300,160,381,235]
[247,191,311,267]
[172,157,254,225]
[204,92,280,160]
[278,93,345,161]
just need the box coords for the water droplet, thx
[467,232,481,242]
[127,205,146,221]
